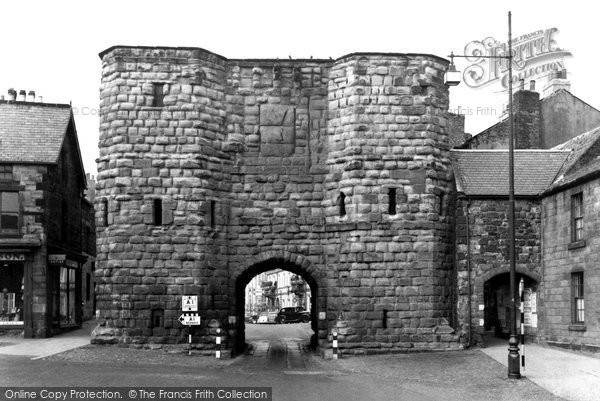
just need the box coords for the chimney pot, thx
[561,69,567,79]
[37,95,44,103]
[0,95,4,101]
[27,90,36,102]
[18,90,26,101]
[519,79,525,91]
[530,80,536,91]
[7,88,16,101]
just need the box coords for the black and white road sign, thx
[179,313,201,326]
[182,295,198,312]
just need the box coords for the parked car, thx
[245,313,258,324]
[257,312,269,324]
[257,311,278,324]
[275,307,310,324]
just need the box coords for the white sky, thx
[2,0,598,176]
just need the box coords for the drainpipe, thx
[466,197,472,347]
[459,194,472,347]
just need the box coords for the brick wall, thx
[542,180,600,351]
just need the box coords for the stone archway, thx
[232,252,324,354]
[475,268,541,343]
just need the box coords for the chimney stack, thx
[18,90,26,101]
[519,79,525,91]
[27,90,36,102]
[543,69,571,97]
[530,80,536,91]
[7,88,16,101]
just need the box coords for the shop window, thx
[0,165,13,181]
[0,192,19,234]
[571,193,583,242]
[571,272,584,324]
[339,192,346,217]
[152,83,164,107]
[153,199,162,226]
[59,267,77,325]
[0,264,24,324]
[388,188,397,215]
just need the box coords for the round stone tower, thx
[94,47,232,347]
[323,54,457,350]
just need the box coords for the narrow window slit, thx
[153,199,162,226]
[388,188,397,215]
[339,192,346,217]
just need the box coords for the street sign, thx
[179,313,201,326]
[182,295,198,312]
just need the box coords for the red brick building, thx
[0,92,95,337]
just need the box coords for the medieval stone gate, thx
[93,46,461,355]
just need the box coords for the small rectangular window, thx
[152,83,164,107]
[388,188,397,215]
[153,199,162,226]
[102,199,108,227]
[0,165,13,181]
[0,191,19,233]
[571,193,583,242]
[210,200,216,228]
[572,272,584,324]
[339,193,346,217]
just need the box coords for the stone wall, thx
[542,180,600,352]
[454,197,542,345]
[95,46,461,354]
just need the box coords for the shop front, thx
[0,252,26,328]
[48,254,82,332]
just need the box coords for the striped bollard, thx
[519,278,525,371]
[216,328,221,359]
[188,330,192,356]
[332,331,338,360]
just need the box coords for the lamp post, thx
[445,11,520,379]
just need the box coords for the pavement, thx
[0,319,95,360]
[481,336,600,401]
[1,321,600,401]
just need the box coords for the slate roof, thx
[451,150,570,196]
[0,101,73,164]
[547,125,600,192]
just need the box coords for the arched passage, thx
[477,270,540,344]
[234,257,322,353]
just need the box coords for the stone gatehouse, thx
[93,46,460,355]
